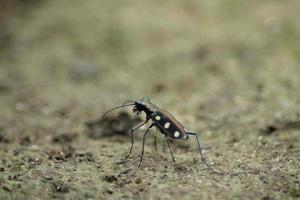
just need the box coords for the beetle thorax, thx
[133,100,157,116]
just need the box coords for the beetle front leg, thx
[125,120,148,159]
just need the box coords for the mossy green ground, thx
[0,0,299,199]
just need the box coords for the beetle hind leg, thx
[166,139,176,162]
[187,132,220,175]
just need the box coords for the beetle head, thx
[133,97,157,115]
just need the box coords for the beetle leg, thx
[138,123,154,168]
[188,132,220,175]
[166,139,176,162]
[125,120,148,159]
[153,129,158,152]
[162,136,167,153]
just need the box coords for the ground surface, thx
[0,0,299,199]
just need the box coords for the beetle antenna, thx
[122,100,136,105]
[102,101,135,119]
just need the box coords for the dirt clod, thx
[51,180,70,193]
[2,185,12,192]
[86,111,142,138]
[48,146,75,161]
[104,175,118,183]
[104,189,114,194]
[135,178,141,184]
[52,132,78,144]
[75,152,95,162]
[261,120,300,135]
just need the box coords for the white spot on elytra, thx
[164,122,170,129]
[155,116,161,121]
[174,131,180,138]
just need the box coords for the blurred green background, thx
[0,0,299,199]
[1,0,299,113]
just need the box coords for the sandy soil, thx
[0,0,299,199]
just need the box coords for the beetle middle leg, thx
[138,123,154,168]
[125,120,148,159]
[153,128,158,152]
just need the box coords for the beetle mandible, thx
[103,97,219,174]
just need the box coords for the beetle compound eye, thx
[139,97,150,103]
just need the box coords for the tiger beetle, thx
[103,97,219,174]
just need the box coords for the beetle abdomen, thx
[151,110,188,140]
